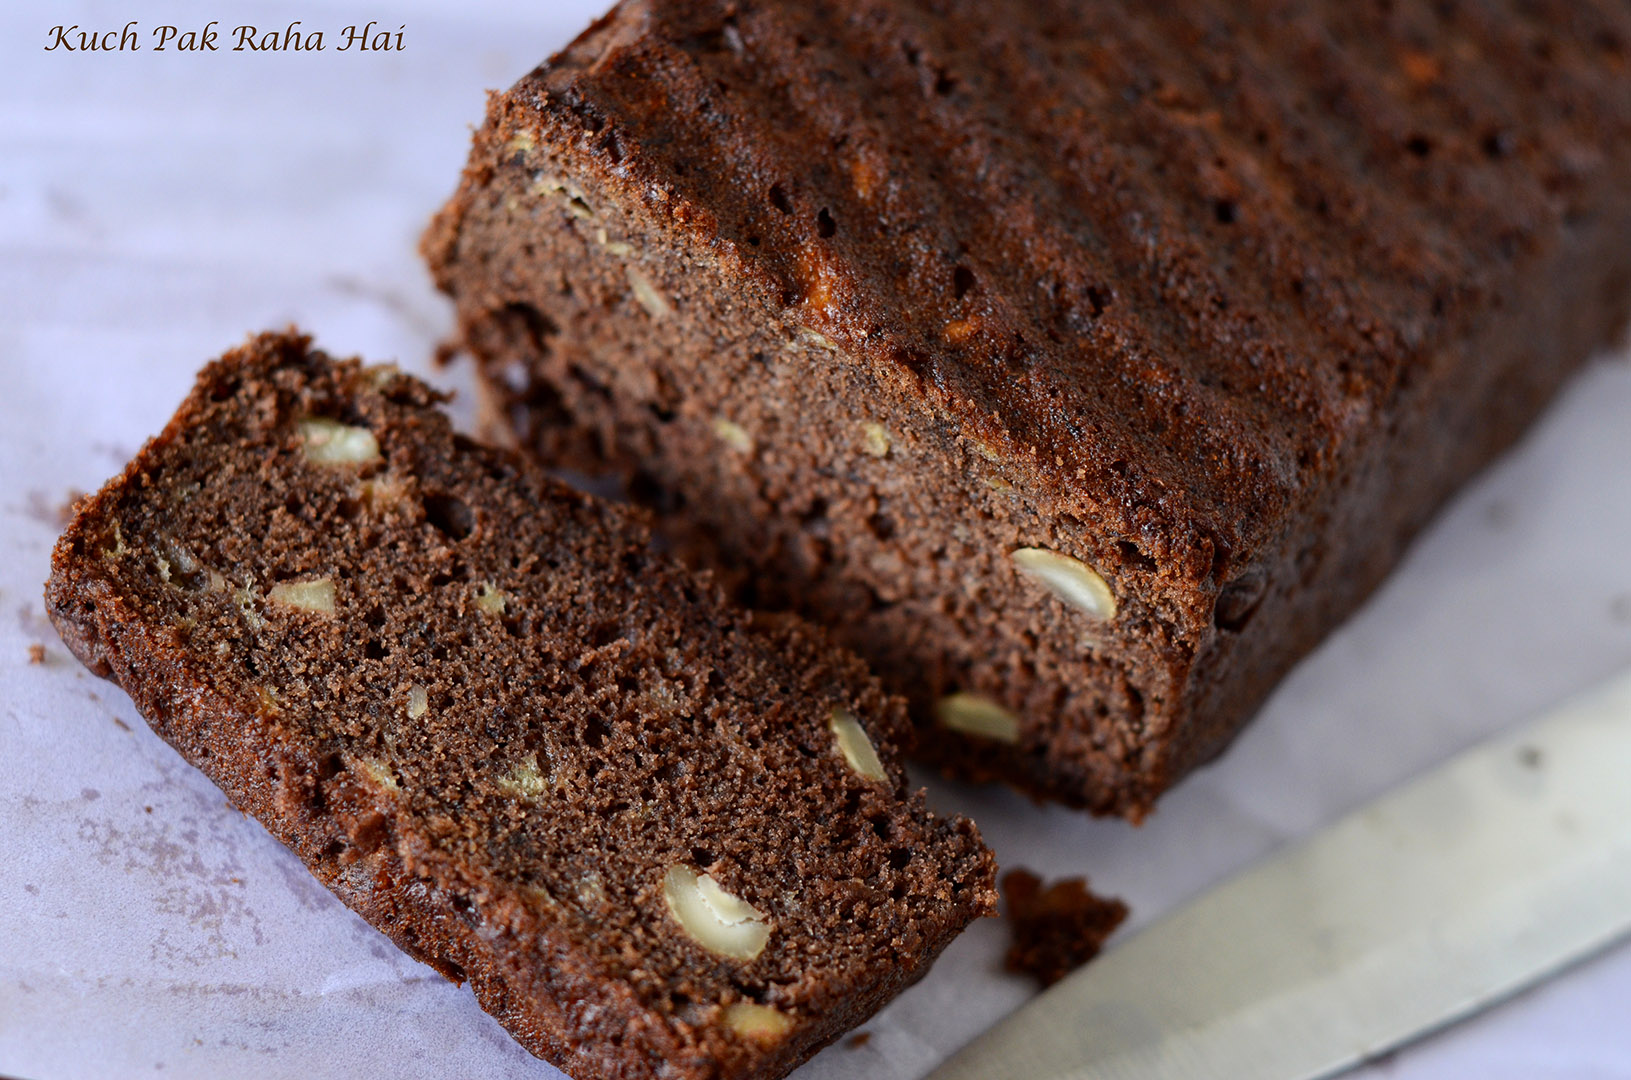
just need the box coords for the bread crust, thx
[425,0,1631,816]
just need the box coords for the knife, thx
[927,668,1631,1080]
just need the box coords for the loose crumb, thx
[27,643,46,664]
[23,488,84,529]
[846,1032,872,1049]
[58,488,87,527]
[432,339,463,369]
[1001,867,1128,986]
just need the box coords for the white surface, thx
[2,1,1630,1077]
[934,671,1631,1080]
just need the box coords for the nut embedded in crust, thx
[351,755,400,793]
[627,265,673,319]
[494,753,550,800]
[725,1002,793,1042]
[299,418,381,465]
[711,417,754,454]
[1011,547,1117,621]
[663,865,771,961]
[267,578,337,614]
[475,581,508,616]
[829,708,887,782]
[860,422,891,458]
[936,693,1019,742]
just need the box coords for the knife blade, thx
[927,668,1631,1080]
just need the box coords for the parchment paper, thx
[4,1,1630,1076]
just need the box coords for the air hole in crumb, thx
[746,234,761,246]
[364,639,386,661]
[494,302,559,355]
[434,562,472,586]
[583,718,610,749]
[1213,199,1238,224]
[568,364,613,403]
[628,470,686,514]
[1116,540,1157,573]
[889,848,912,870]
[1481,130,1513,159]
[1125,684,1146,724]
[817,208,837,237]
[868,513,897,542]
[423,493,474,540]
[933,68,956,95]
[953,265,976,299]
[870,816,891,840]
[321,839,346,859]
[732,980,772,1005]
[1085,284,1110,317]
[769,184,792,215]
[1405,134,1433,158]
[209,378,240,401]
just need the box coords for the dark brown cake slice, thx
[45,331,996,1080]
[424,0,1631,818]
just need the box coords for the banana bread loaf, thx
[424,0,1631,817]
[44,331,996,1080]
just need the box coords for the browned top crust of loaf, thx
[425,0,1631,812]
[480,0,1631,590]
[44,331,996,1080]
